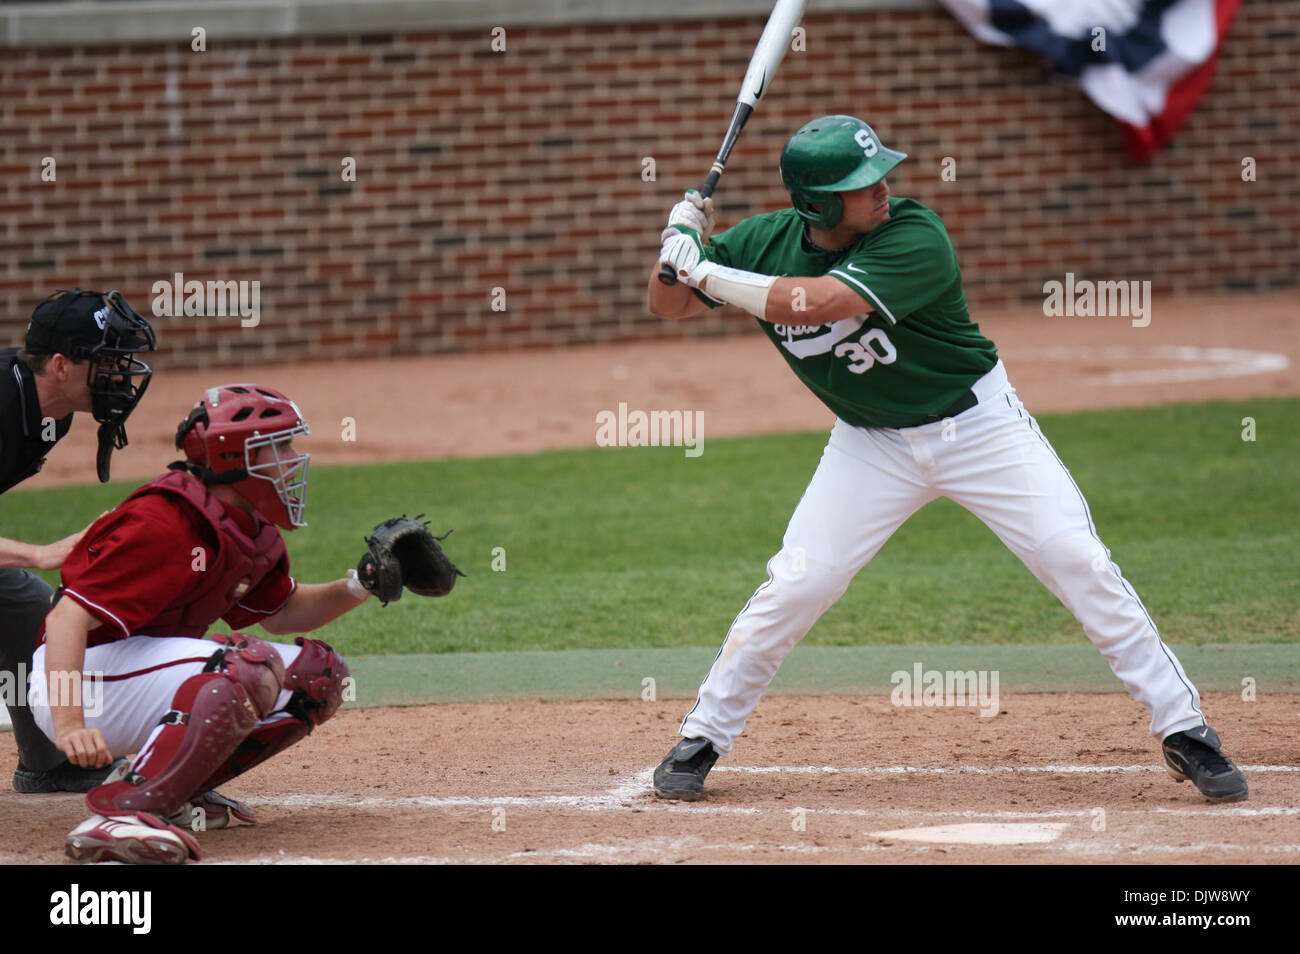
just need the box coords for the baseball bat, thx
[658,0,807,286]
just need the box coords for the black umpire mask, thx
[25,288,157,481]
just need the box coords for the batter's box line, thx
[768,805,1300,819]
[505,840,894,862]
[713,764,1300,775]
[1001,344,1290,384]
[213,854,476,866]
[1069,843,1300,856]
[245,795,1300,823]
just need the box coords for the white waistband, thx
[970,359,1008,406]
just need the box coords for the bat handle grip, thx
[656,175,721,286]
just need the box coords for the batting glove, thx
[659,228,719,289]
[662,190,716,243]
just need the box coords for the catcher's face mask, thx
[244,429,311,529]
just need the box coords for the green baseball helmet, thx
[780,115,908,229]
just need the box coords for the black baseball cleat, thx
[653,737,719,801]
[13,757,129,794]
[1161,726,1248,803]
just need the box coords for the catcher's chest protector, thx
[128,471,287,638]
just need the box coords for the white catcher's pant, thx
[680,361,1205,756]
[30,636,304,758]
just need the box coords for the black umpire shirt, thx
[0,347,72,495]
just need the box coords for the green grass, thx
[3,396,1295,657]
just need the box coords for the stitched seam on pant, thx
[1023,415,1203,722]
[679,555,777,739]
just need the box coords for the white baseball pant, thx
[680,361,1205,756]
[29,635,304,758]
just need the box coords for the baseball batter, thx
[646,115,1247,804]
[30,383,459,865]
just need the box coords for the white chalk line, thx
[504,839,894,862]
[10,762,1294,811]
[1006,344,1290,384]
[13,762,1298,864]
[213,854,472,866]
[713,764,1300,775]
[241,794,1300,822]
[215,762,1299,823]
[1057,842,1300,856]
[218,837,1300,865]
[215,843,900,864]
[5,764,1294,821]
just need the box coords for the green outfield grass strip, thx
[342,644,1300,707]
[4,396,1296,658]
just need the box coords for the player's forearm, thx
[43,601,93,736]
[260,579,368,634]
[764,277,857,324]
[0,535,41,569]
[682,268,867,326]
[0,525,89,570]
[647,265,706,320]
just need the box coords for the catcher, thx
[28,383,462,864]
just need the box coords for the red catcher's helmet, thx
[174,384,311,529]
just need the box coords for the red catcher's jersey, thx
[56,471,295,647]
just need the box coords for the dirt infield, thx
[23,293,1299,488]
[2,693,1295,865]
[5,293,1297,865]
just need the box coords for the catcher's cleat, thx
[65,813,201,865]
[1162,726,1248,803]
[167,790,257,831]
[653,737,719,801]
[13,757,129,794]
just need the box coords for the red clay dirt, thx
[2,293,1296,865]
[1,693,1294,865]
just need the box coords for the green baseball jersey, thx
[697,198,998,428]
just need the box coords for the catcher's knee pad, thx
[189,639,349,795]
[85,633,285,818]
[283,637,350,728]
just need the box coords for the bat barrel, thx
[655,1,806,289]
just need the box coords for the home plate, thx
[868,823,1069,845]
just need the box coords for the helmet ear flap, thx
[176,404,210,465]
[792,191,843,231]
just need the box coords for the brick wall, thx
[1,2,1295,369]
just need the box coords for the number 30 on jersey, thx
[834,326,897,373]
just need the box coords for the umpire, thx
[1,289,155,792]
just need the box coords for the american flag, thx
[939,0,1244,160]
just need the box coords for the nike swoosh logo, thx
[846,263,868,275]
[752,69,767,100]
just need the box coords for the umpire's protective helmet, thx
[780,115,907,230]
[26,288,156,482]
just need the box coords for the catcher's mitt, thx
[357,515,465,605]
